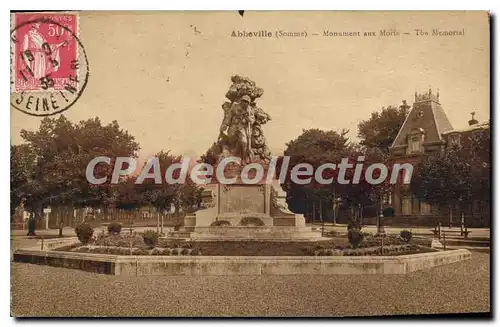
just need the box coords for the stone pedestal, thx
[192,183,272,227]
[184,180,318,240]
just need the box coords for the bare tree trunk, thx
[161,212,164,235]
[479,201,484,226]
[312,200,316,224]
[156,210,160,233]
[332,192,337,226]
[58,209,63,237]
[449,204,453,228]
[320,200,326,236]
[359,204,363,226]
[103,206,109,221]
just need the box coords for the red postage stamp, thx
[12,12,78,92]
[10,12,89,116]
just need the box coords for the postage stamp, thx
[10,12,89,116]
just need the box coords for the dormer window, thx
[407,128,425,154]
[409,135,423,153]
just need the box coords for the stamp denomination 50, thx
[10,12,89,116]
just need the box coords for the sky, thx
[11,11,490,161]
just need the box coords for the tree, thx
[280,128,353,223]
[138,150,202,224]
[469,129,490,204]
[139,151,180,221]
[410,147,473,225]
[10,144,36,221]
[357,103,408,153]
[111,176,147,225]
[175,182,203,215]
[280,128,395,226]
[12,115,140,235]
[462,127,490,224]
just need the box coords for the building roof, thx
[442,120,490,135]
[390,95,453,148]
[432,105,454,136]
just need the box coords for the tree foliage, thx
[280,128,352,217]
[10,144,36,220]
[411,126,490,215]
[11,115,140,234]
[410,148,473,209]
[280,128,395,222]
[357,105,408,153]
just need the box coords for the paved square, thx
[11,251,490,317]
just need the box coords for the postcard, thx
[10,11,490,317]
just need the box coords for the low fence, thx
[11,215,185,231]
[361,214,490,228]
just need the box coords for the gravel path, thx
[11,251,490,317]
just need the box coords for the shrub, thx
[117,248,132,255]
[323,230,338,237]
[361,237,378,248]
[94,234,145,248]
[76,246,90,252]
[301,247,315,256]
[171,248,182,255]
[131,248,147,255]
[239,217,265,226]
[347,229,364,248]
[383,207,395,217]
[383,235,404,246]
[315,249,337,256]
[107,222,122,235]
[190,248,202,256]
[149,248,162,255]
[75,223,94,245]
[400,230,413,243]
[161,248,173,255]
[347,220,361,231]
[210,220,231,227]
[142,229,160,248]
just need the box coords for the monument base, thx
[190,226,322,241]
[182,181,321,240]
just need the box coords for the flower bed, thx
[72,245,202,256]
[310,244,434,256]
[53,229,432,257]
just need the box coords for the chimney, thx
[468,112,478,126]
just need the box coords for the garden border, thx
[13,241,471,276]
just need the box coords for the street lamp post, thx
[376,195,385,236]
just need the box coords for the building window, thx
[402,197,412,215]
[406,129,425,154]
[471,130,485,144]
[408,135,423,153]
[449,133,461,148]
[420,201,432,215]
